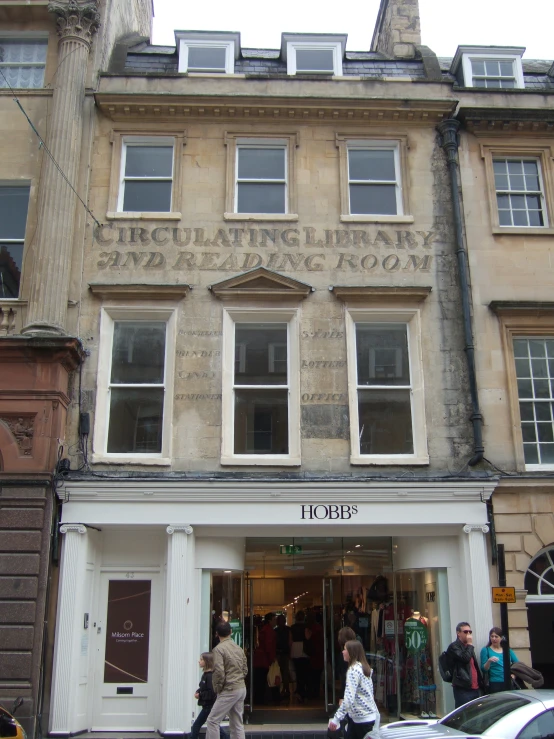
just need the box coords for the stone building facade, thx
[451,50,554,685]
[46,0,501,733]
[5,0,554,735]
[0,1,151,735]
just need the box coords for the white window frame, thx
[92,306,176,465]
[336,134,413,224]
[0,35,48,89]
[116,136,175,214]
[0,182,30,300]
[493,156,548,229]
[234,140,288,215]
[345,308,428,465]
[223,133,299,220]
[480,142,554,235]
[346,142,403,217]
[513,335,554,471]
[177,39,235,74]
[286,40,343,76]
[455,48,525,89]
[221,307,300,466]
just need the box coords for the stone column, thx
[50,524,87,734]
[23,1,100,335]
[163,525,194,735]
[463,524,493,652]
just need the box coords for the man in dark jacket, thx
[446,622,484,708]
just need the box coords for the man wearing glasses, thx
[446,622,484,708]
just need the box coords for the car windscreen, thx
[441,694,531,734]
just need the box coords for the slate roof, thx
[123,43,426,79]
[121,43,553,89]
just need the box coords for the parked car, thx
[369,690,554,739]
[0,698,25,739]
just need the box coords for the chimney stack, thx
[371,0,421,59]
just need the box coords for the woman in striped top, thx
[328,640,378,739]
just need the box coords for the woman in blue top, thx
[480,626,518,693]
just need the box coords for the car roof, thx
[513,689,554,705]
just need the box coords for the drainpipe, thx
[437,119,484,466]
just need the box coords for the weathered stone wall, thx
[73,112,475,473]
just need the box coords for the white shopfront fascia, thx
[51,480,496,735]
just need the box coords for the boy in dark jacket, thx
[446,622,484,708]
[190,652,228,739]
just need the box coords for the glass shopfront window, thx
[203,539,449,725]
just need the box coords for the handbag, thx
[267,660,282,688]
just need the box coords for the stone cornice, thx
[332,285,432,302]
[89,283,191,300]
[60,479,497,503]
[489,301,554,317]
[48,0,100,45]
[496,476,554,494]
[458,107,554,135]
[94,91,455,124]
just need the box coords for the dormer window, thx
[451,46,525,89]
[282,34,346,76]
[175,31,240,75]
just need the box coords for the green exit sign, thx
[280,545,302,555]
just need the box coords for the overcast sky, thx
[151,0,552,60]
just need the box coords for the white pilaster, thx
[463,524,493,652]
[162,525,194,735]
[50,524,87,734]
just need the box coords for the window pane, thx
[535,403,552,422]
[358,389,413,455]
[517,378,533,398]
[0,186,30,239]
[499,61,514,76]
[540,444,554,464]
[519,402,534,421]
[515,356,531,377]
[125,146,173,178]
[485,60,500,76]
[537,423,553,443]
[348,149,396,182]
[107,387,164,453]
[123,181,172,212]
[238,148,285,180]
[513,339,529,357]
[472,60,485,75]
[524,443,539,465]
[522,424,537,442]
[350,184,397,215]
[234,389,288,454]
[356,324,410,386]
[188,46,226,70]
[473,78,486,88]
[235,324,287,385]
[237,182,285,214]
[501,79,515,89]
[111,322,166,384]
[295,48,334,72]
[0,243,23,298]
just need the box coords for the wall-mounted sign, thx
[104,580,151,683]
[492,587,516,603]
[301,504,359,520]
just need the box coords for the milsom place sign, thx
[94,224,437,274]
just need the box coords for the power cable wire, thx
[0,69,102,227]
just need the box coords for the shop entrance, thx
[208,537,446,725]
[243,536,397,725]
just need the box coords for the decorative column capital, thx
[167,525,194,535]
[59,523,87,535]
[463,523,489,534]
[48,0,101,45]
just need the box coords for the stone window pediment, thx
[208,267,313,301]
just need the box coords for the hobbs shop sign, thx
[301,504,359,520]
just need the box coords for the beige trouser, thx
[206,686,246,739]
